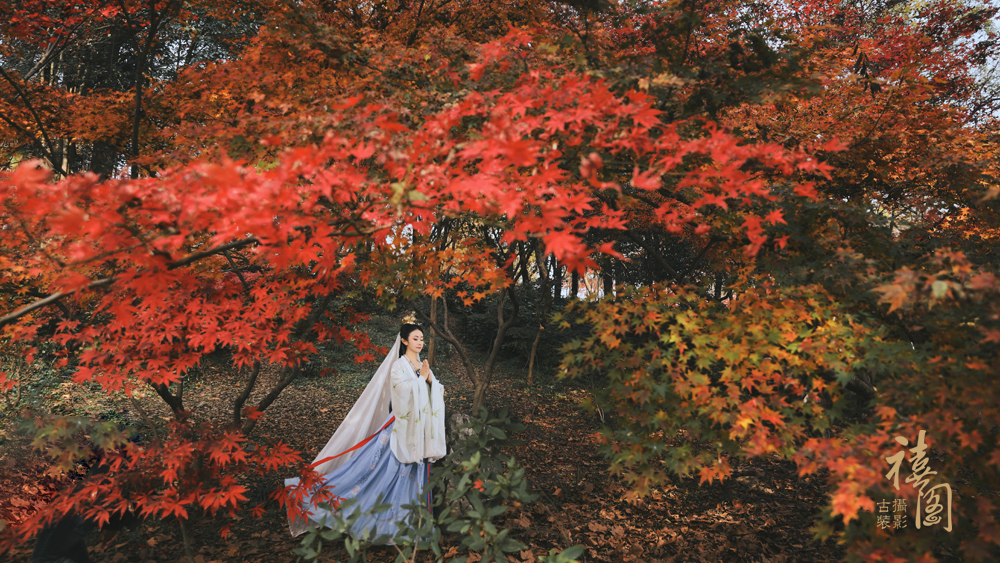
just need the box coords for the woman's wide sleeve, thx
[389,361,447,463]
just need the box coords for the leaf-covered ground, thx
[1,316,847,562]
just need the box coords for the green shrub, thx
[294,408,582,563]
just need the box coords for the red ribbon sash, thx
[308,416,395,470]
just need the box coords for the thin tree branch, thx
[0,106,35,141]
[818,368,878,401]
[0,237,259,328]
[474,286,518,408]
[622,230,682,281]
[23,21,86,83]
[0,277,115,327]
[414,299,480,390]
[169,236,259,269]
[222,249,251,298]
[405,0,428,46]
[678,235,728,283]
[0,66,67,175]
[24,289,73,317]
[130,393,162,441]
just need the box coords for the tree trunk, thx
[477,287,519,409]
[415,299,481,404]
[178,517,196,563]
[553,259,564,303]
[472,381,489,413]
[232,361,262,428]
[130,2,172,179]
[428,296,438,366]
[240,366,302,436]
[519,241,531,286]
[602,268,613,298]
[528,247,551,387]
[527,323,543,387]
[414,287,519,411]
[571,268,579,300]
[428,218,450,367]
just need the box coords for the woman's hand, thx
[420,360,431,382]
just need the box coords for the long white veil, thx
[286,334,403,537]
[309,334,400,476]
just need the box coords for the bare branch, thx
[152,381,184,415]
[240,365,302,436]
[168,236,259,269]
[233,361,262,428]
[414,299,481,389]
[0,277,114,327]
[130,393,162,441]
[222,249,252,298]
[678,235,728,283]
[622,230,682,282]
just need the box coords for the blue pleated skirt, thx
[285,414,431,543]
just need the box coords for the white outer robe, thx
[389,359,446,463]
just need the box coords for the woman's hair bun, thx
[401,311,417,325]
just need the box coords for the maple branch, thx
[240,365,303,436]
[23,41,60,83]
[0,277,114,327]
[0,237,259,328]
[278,0,349,63]
[222,250,251,298]
[654,186,696,207]
[678,235,728,283]
[528,244,552,386]
[619,188,665,210]
[0,106,35,142]
[177,371,184,405]
[67,242,146,267]
[169,237,260,269]
[117,210,173,262]
[23,289,73,319]
[622,230,682,282]
[115,0,136,28]
[677,0,698,69]
[233,361,262,429]
[474,286,519,409]
[153,381,184,416]
[16,217,66,268]
[414,298,481,390]
[0,66,68,176]
[294,293,331,340]
[405,0,428,46]
[130,394,162,441]
[23,16,89,83]
[178,517,196,563]
[848,88,900,151]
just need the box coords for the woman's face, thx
[403,330,424,355]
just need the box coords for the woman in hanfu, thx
[285,319,447,541]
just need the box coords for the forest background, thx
[0,0,999,562]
